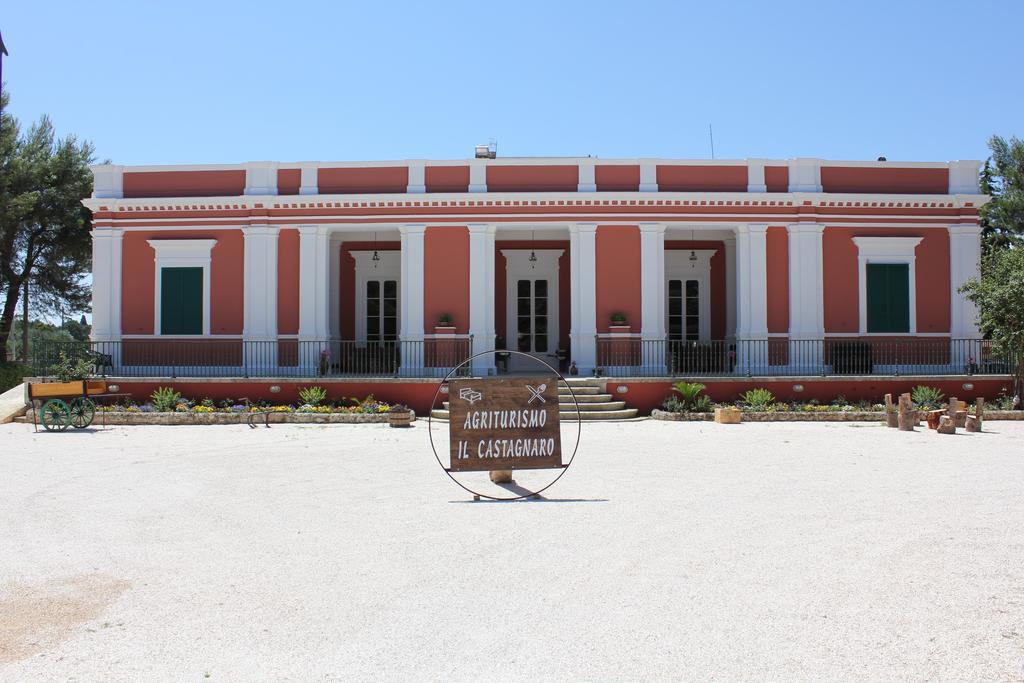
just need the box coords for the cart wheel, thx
[70,397,96,429]
[41,399,71,432]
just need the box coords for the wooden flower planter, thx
[714,407,742,424]
[388,410,413,428]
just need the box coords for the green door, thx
[161,267,203,334]
[866,263,910,333]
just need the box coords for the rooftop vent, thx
[475,141,497,159]
[877,156,887,161]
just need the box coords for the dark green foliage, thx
[662,381,713,413]
[0,362,24,393]
[911,385,945,410]
[981,135,1024,252]
[739,387,775,411]
[53,350,93,382]
[151,386,182,412]
[0,89,95,362]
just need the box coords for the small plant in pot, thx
[435,313,456,334]
[609,312,629,331]
[388,403,413,428]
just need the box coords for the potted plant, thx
[388,404,413,428]
[714,405,742,424]
[435,313,456,335]
[609,312,630,334]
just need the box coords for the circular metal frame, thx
[69,397,95,429]
[427,349,582,501]
[41,398,71,432]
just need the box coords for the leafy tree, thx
[959,247,1024,400]
[5,318,74,360]
[980,135,1024,252]
[61,317,91,342]
[0,89,94,362]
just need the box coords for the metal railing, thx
[595,337,1018,378]
[30,337,474,379]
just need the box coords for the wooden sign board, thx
[447,376,562,472]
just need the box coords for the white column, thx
[399,224,426,376]
[407,161,426,194]
[639,161,658,192]
[298,162,318,195]
[298,225,330,345]
[735,223,769,373]
[723,235,737,339]
[570,223,598,375]
[639,223,666,374]
[469,160,487,193]
[949,224,983,371]
[243,226,280,370]
[468,224,497,374]
[787,223,825,372]
[746,159,767,192]
[578,159,597,192]
[90,228,124,371]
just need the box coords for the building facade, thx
[80,155,1006,411]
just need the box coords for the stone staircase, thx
[430,378,638,421]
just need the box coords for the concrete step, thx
[444,393,614,405]
[0,383,27,424]
[557,386,604,395]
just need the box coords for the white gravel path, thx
[1,420,1023,680]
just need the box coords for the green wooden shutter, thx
[866,263,910,333]
[161,267,203,334]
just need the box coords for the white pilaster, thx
[399,224,426,342]
[407,161,426,194]
[244,162,279,195]
[787,223,825,372]
[746,159,767,193]
[468,224,497,374]
[948,161,981,195]
[735,224,769,373]
[949,224,982,338]
[578,158,597,192]
[639,161,658,192]
[787,158,822,193]
[298,162,318,195]
[90,228,123,369]
[243,226,280,371]
[570,223,598,374]
[723,235,737,339]
[298,225,330,341]
[469,160,487,193]
[639,223,666,340]
[329,235,343,340]
[91,165,124,199]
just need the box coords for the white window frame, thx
[665,249,716,342]
[148,239,217,336]
[852,236,922,335]
[351,250,401,344]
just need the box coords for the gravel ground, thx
[1,420,1023,680]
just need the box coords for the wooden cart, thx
[28,379,108,431]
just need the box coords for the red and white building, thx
[81,154,1011,413]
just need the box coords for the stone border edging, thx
[17,410,416,426]
[650,409,1024,422]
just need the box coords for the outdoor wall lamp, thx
[792,384,804,392]
[269,385,281,393]
[962,383,974,391]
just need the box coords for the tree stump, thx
[954,410,968,429]
[884,393,899,428]
[937,415,956,434]
[897,393,915,431]
[966,397,985,433]
[489,470,513,484]
[926,409,944,430]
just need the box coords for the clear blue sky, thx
[3,0,1021,165]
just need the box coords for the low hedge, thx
[0,363,26,394]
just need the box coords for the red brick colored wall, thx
[424,227,470,333]
[123,170,246,198]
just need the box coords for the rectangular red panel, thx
[424,227,470,334]
[123,170,246,198]
[595,165,640,192]
[277,169,301,196]
[486,165,578,192]
[596,226,641,333]
[656,165,747,192]
[318,166,409,194]
[766,227,789,334]
[764,166,789,193]
[820,167,949,194]
[277,229,300,335]
[425,166,470,193]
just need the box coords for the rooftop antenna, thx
[708,123,715,160]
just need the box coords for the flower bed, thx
[21,410,416,426]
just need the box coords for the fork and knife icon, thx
[526,384,547,404]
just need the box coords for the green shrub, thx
[298,385,327,406]
[740,387,775,411]
[0,363,25,393]
[911,385,945,409]
[662,381,713,414]
[54,351,94,382]
[151,386,182,412]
